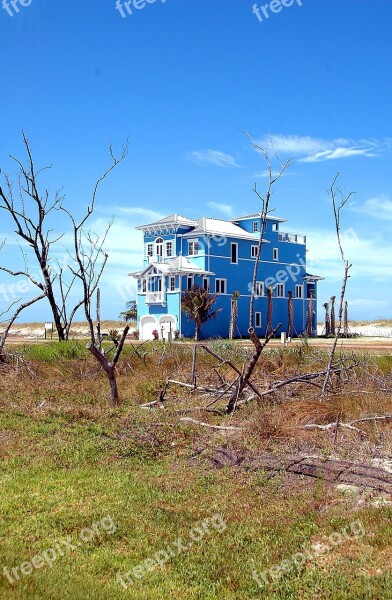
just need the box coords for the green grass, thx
[0,347,391,599]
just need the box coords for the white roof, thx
[136,214,197,231]
[130,256,214,278]
[231,213,286,223]
[180,217,267,241]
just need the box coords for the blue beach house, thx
[131,213,322,340]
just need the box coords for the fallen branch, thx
[304,422,365,435]
[179,417,242,431]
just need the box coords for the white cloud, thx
[301,146,376,163]
[96,205,163,223]
[187,150,240,168]
[206,201,233,216]
[256,134,378,163]
[348,299,388,308]
[352,195,392,221]
[305,225,392,281]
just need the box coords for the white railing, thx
[278,233,306,244]
[146,291,166,304]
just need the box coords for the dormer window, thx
[253,221,258,232]
[155,237,163,258]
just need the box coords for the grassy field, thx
[0,341,391,599]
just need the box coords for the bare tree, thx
[306,290,314,337]
[229,291,240,340]
[344,300,349,337]
[265,285,273,338]
[85,289,129,405]
[330,295,336,336]
[323,302,331,336]
[322,173,354,395]
[288,290,294,338]
[0,132,128,341]
[243,133,292,330]
[0,294,45,359]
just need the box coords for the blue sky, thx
[0,0,391,323]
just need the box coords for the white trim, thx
[188,239,199,256]
[215,278,227,294]
[295,284,303,299]
[275,283,285,297]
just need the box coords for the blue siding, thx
[135,216,319,339]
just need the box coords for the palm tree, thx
[344,300,349,337]
[229,291,240,339]
[287,290,294,338]
[323,302,331,336]
[181,285,222,341]
[306,291,314,337]
[330,296,336,336]
[265,286,273,338]
[119,300,137,323]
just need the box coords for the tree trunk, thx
[344,301,349,337]
[330,296,336,336]
[288,291,294,338]
[107,367,119,405]
[306,292,314,337]
[265,288,273,338]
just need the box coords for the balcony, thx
[145,291,166,305]
[278,232,306,244]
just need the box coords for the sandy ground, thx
[1,323,392,352]
[317,324,392,338]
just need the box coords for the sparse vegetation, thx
[0,339,390,599]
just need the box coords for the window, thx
[166,241,173,257]
[231,243,238,264]
[295,285,303,299]
[215,279,226,294]
[188,240,199,256]
[253,221,258,232]
[158,278,162,292]
[273,248,279,261]
[187,276,194,290]
[203,277,209,291]
[276,284,285,297]
[255,312,262,328]
[141,279,147,293]
[156,237,163,258]
[255,281,264,297]
[170,276,176,292]
[272,223,279,232]
[147,243,153,257]
[251,245,259,258]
